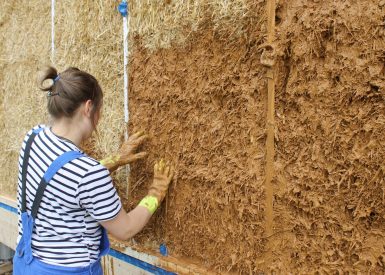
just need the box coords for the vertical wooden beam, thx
[264,0,276,270]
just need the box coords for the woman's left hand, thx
[100,131,148,173]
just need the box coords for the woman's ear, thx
[84,100,94,118]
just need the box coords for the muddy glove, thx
[139,159,173,214]
[100,131,147,173]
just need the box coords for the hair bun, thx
[37,66,58,92]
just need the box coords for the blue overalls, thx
[13,128,110,275]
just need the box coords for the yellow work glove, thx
[100,131,147,173]
[139,159,173,214]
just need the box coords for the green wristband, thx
[99,155,120,166]
[138,196,159,214]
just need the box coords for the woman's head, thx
[38,66,103,129]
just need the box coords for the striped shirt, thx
[17,125,122,267]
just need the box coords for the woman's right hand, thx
[101,159,174,240]
[148,159,173,203]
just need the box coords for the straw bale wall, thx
[127,0,251,50]
[54,0,127,185]
[1,0,385,274]
[0,1,50,196]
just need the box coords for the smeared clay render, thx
[112,0,385,274]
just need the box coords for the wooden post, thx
[264,0,276,271]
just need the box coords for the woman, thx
[13,66,173,275]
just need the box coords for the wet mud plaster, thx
[274,0,385,273]
[123,0,385,273]
[126,24,268,274]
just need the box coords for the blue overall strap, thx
[21,128,44,213]
[30,151,84,219]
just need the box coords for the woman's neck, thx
[50,117,84,147]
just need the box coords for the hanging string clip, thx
[118,0,128,17]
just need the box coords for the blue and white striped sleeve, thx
[77,164,122,222]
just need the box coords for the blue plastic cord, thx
[118,0,128,17]
[0,202,17,214]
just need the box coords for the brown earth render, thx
[274,0,385,273]
[123,0,385,274]
[126,20,268,274]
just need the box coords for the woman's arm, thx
[100,206,151,240]
[100,160,173,240]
